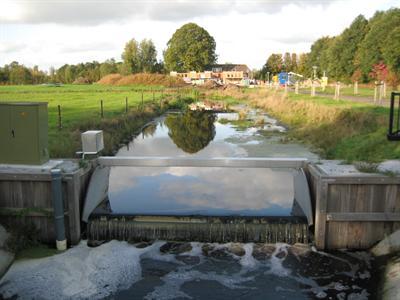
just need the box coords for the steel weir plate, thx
[97,156,308,169]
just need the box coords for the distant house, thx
[170,64,252,85]
[211,64,251,84]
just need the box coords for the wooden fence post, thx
[58,105,62,129]
[125,97,128,113]
[311,81,315,97]
[354,81,358,95]
[141,91,144,110]
[100,100,104,118]
[374,81,378,104]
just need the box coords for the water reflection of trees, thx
[165,111,216,153]
[142,123,157,138]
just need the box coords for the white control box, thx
[81,130,104,153]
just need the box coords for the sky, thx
[0,0,398,72]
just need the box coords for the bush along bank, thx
[250,90,400,163]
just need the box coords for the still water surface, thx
[105,110,318,217]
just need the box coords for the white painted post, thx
[295,81,299,94]
[379,81,384,105]
[383,81,387,98]
[311,81,315,97]
[354,81,358,95]
[374,81,378,104]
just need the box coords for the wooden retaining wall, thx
[0,162,92,245]
[308,164,400,250]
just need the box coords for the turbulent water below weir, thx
[0,240,378,299]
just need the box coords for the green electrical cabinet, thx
[0,102,49,165]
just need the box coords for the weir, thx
[84,157,313,244]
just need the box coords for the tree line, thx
[257,8,400,86]
[0,23,217,85]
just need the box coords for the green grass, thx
[0,84,195,157]
[248,89,400,163]
[16,245,59,260]
[299,85,396,98]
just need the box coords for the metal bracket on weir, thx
[96,156,309,169]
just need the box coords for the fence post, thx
[100,100,104,118]
[295,82,299,94]
[337,82,340,100]
[354,81,358,95]
[383,81,387,98]
[57,105,62,129]
[153,90,155,102]
[311,81,315,97]
[141,91,144,111]
[125,97,128,113]
[379,81,384,105]
[374,81,378,104]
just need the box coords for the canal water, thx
[0,109,379,299]
[98,110,318,217]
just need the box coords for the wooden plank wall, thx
[308,164,400,250]
[0,165,92,245]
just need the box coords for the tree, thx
[327,15,368,81]
[139,39,157,73]
[297,53,309,76]
[165,111,216,153]
[283,52,292,72]
[265,54,283,75]
[122,38,140,74]
[307,36,334,77]
[357,8,400,79]
[382,26,400,78]
[99,59,118,77]
[164,23,217,72]
[291,53,298,73]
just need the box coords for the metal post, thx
[100,100,104,118]
[51,169,67,251]
[57,105,62,129]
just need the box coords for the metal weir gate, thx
[86,157,313,244]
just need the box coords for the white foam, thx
[0,241,145,299]
[266,243,291,277]
[239,243,258,269]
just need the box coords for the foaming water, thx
[0,240,376,300]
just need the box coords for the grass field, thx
[300,84,395,99]
[0,84,195,157]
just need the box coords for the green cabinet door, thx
[10,105,39,164]
[0,105,11,160]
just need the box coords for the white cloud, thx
[0,0,397,70]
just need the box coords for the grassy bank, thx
[210,87,399,163]
[0,84,196,157]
